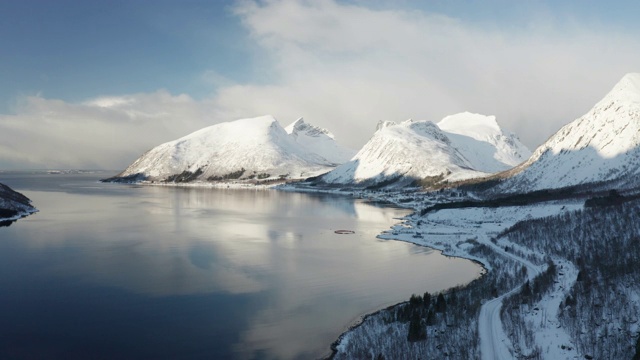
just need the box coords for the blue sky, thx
[0,0,251,108]
[1,0,639,169]
[3,0,638,108]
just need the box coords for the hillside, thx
[105,115,354,184]
[0,182,36,221]
[494,73,640,193]
[318,113,529,188]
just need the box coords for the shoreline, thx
[0,207,39,219]
[102,179,491,358]
[325,228,489,359]
[0,208,39,226]
[96,179,584,358]
[276,182,496,358]
[326,205,488,359]
[313,183,585,358]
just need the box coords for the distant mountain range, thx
[105,73,640,195]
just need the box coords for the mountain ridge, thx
[317,113,530,188]
[491,73,640,193]
[105,115,354,183]
[285,117,356,165]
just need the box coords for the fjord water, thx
[0,172,480,359]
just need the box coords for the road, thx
[478,236,542,360]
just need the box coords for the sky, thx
[1,0,639,170]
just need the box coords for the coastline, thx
[0,207,38,222]
[326,226,489,359]
[104,179,488,357]
[96,178,593,358]
[300,179,588,358]
[0,181,38,224]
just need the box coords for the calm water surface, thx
[0,172,480,359]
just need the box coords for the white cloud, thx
[1,0,640,169]
[0,91,216,169]
[224,0,640,150]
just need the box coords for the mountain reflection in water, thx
[0,172,480,359]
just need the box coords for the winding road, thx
[477,236,542,360]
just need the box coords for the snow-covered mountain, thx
[437,113,530,173]
[285,117,355,164]
[0,183,36,221]
[318,113,530,188]
[106,115,354,183]
[495,73,640,192]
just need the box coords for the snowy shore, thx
[97,178,640,359]
[321,184,583,359]
[322,184,640,359]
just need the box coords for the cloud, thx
[0,91,216,169]
[2,0,640,169]
[224,0,640,150]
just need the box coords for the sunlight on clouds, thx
[85,96,136,108]
[0,91,216,169]
[229,0,640,151]
[1,0,640,169]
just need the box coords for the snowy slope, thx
[285,118,355,164]
[497,73,640,192]
[438,112,530,173]
[320,114,529,187]
[109,115,350,183]
[0,183,36,220]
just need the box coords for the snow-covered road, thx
[478,235,542,360]
[479,296,509,360]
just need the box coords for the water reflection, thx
[0,173,480,359]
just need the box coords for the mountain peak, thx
[376,120,397,131]
[617,72,640,89]
[285,118,354,164]
[109,115,355,183]
[320,114,530,188]
[284,117,305,133]
[285,117,333,139]
[407,120,449,143]
[496,73,640,193]
[600,73,640,105]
